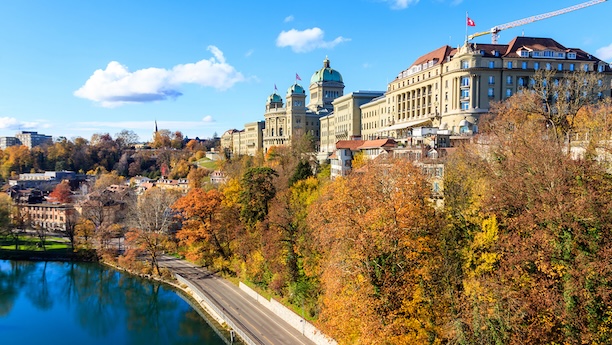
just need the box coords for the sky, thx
[0,0,611,143]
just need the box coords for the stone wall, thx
[239,282,337,345]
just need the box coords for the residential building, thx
[18,203,75,231]
[0,136,21,149]
[15,131,53,148]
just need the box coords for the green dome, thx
[287,83,305,95]
[310,57,343,84]
[267,92,283,103]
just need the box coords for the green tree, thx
[239,167,278,227]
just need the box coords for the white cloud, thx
[202,116,214,123]
[276,28,350,53]
[245,49,254,57]
[386,0,419,10]
[74,46,245,107]
[0,117,43,130]
[284,15,294,23]
[596,43,612,61]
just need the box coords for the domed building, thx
[262,57,345,153]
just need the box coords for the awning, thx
[378,118,431,132]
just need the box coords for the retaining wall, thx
[239,282,337,345]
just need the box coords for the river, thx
[0,259,235,345]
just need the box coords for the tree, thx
[48,180,73,203]
[115,130,140,149]
[172,188,230,267]
[239,167,278,227]
[516,68,606,151]
[308,157,444,344]
[151,129,172,148]
[288,160,312,187]
[125,187,181,275]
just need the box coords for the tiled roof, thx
[409,45,455,69]
[358,138,397,150]
[335,140,365,150]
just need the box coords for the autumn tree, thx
[172,188,231,268]
[48,180,73,203]
[125,187,181,275]
[267,176,320,313]
[308,157,444,344]
[517,68,606,151]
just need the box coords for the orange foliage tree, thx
[309,157,444,344]
[172,188,232,269]
[48,180,73,203]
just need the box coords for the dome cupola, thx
[310,57,343,84]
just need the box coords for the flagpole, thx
[465,12,468,45]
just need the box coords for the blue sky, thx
[0,0,610,143]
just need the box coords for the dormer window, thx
[567,52,577,59]
[520,50,529,57]
[543,51,553,57]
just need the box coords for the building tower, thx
[308,57,345,113]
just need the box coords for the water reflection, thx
[0,260,228,345]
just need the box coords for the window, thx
[488,76,495,84]
[488,87,494,97]
[546,63,551,70]
[488,61,495,68]
[506,76,513,85]
[533,51,541,57]
[506,88,513,97]
[461,101,469,110]
[583,64,589,72]
[544,51,553,57]
[522,61,528,69]
[568,52,577,59]
[518,78,525,87]
[569,63,575,71]
[271,128,274,136]
[507,61,513,69]
[520,51,529,57]
[461,89,470,99]
[534,62,539,70]
[558,63,563,71]
[461,77,470,86]
[279,128,283,136]
[462,60,469,69]
[599,65,605,72]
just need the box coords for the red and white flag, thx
[296,73,301,81]
[467,17,476,27]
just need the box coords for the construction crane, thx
[468,0,607,44]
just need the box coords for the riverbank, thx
[0,247,98,262]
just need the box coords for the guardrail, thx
[174,273,260,345]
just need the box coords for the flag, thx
[274,84,277,91]
[296,73,301,81]
[467,17,476,27]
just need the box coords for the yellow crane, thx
[468,0,608,44]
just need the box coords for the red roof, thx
[358,138,397,150]
[335,140,365,150]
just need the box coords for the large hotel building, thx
[221,37,612,159]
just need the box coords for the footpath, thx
[157,255,330,345]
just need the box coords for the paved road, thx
[158,255,316,345]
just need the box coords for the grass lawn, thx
[0,235,71,252]
[195,158,218,170]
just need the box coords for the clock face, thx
[293,101,302,107]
